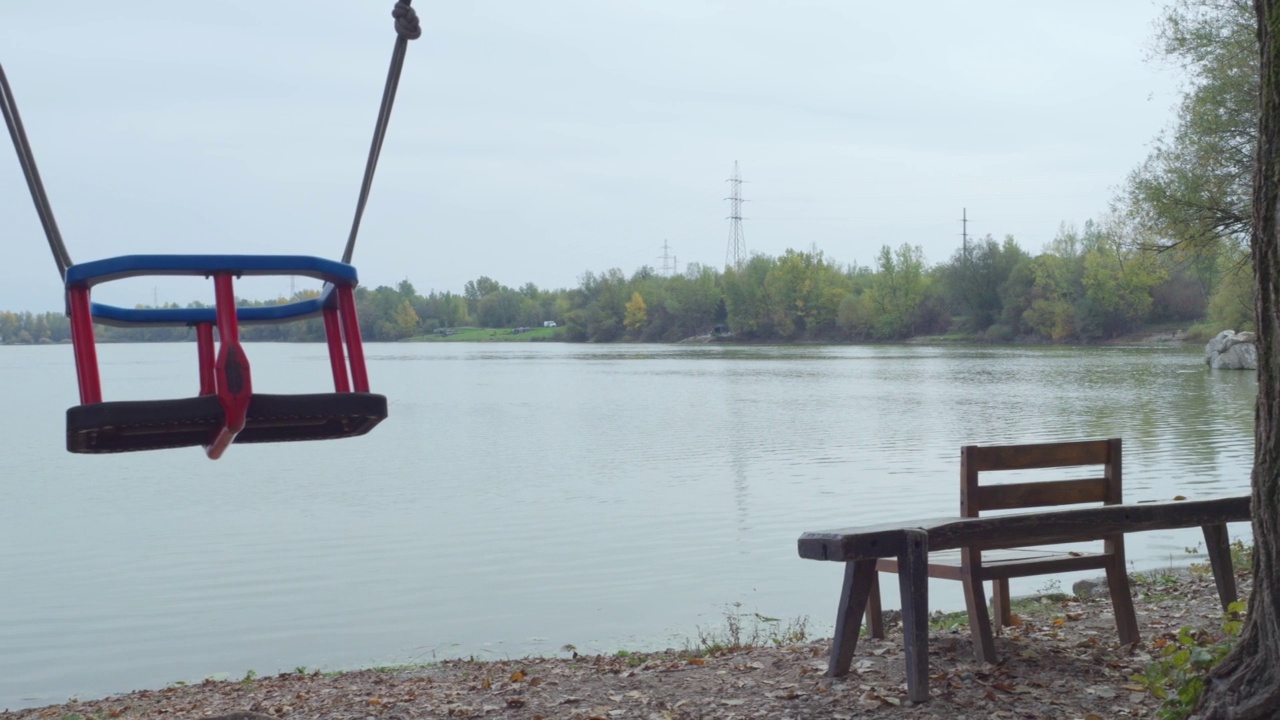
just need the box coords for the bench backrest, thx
[960,438,1121,518]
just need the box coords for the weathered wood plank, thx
[797,497,1251,562]
[968,439,1111,471]
[975,477,1109,510]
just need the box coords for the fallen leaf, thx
[1053,618,1066,627]
[510,670,526,682]
[687,657,706,666]
[1091,686,1117,698]
[721,699,746,706]
[857,691,882,711]
[481,677,492,690]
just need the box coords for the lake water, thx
[0,341,1257,710]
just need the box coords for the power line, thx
[659,239,677,276]
[725,161,747,271]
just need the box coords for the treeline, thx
[0,219,1250,345]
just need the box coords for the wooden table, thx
[797,496,1251,702]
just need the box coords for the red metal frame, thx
[205,273,253,459]
[336,284,370,392]
[67,286,102,405]
[196,322,216,396]
[67,271,372,459]
[323,305,351,393]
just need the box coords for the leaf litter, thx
[0,568,1246,720]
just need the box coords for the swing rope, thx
[342,0,422,265]
[0,61,74,278]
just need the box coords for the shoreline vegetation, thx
[0,224,1255,350]
[0,323,1207,348]
[1,554,1252,720]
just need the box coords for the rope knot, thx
[392,0,422,40]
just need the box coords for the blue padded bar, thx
[89,292,334,327]
[64,254,359,288]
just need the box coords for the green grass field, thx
[406,326,562,342]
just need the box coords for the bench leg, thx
[899,529,931,703]
[961,554,997,664]
[1202,523,1239,611]
[1105,555,1140,647]
[992,579,1012,630]
[827,559,877,677]
[866,570,885,639]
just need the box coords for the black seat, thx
[66,393,387,453]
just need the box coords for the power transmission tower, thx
[659,239,677,276]
[960,207,970,260]
[725,161,747,271]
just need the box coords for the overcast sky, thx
[2,1,1182,311]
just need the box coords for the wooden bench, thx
[797,495,1250,702]
[868,439,1136,665]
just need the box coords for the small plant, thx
[1132,601,1246,720]
[1035,578,1063,595]
[929,609,969,631]
[241,668,257,685]
[613,650,645,667]
[688,603,809,655]
[294,666,308,675]
[1229,539,1253,573]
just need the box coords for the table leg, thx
[1202,523,1238,610]
[827,558,877,677]
[899,529,930,703]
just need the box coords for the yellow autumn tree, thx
[624,292,647,334]
[393,299,420,338]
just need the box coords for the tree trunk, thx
[1195,3,1280,718]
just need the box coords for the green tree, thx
[722,255,776,338]
[1121,0,1254,257]
[869,244,929,339]
[664,264,722,340]
[1076,221,1165,339]
[1207,247,1255,332]
[938,235,1029,333]
[464,276,503,316]
[1021,255,1078,342]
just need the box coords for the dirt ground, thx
[1,566,1245,720]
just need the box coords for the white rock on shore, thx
[1205,330,1257,370]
